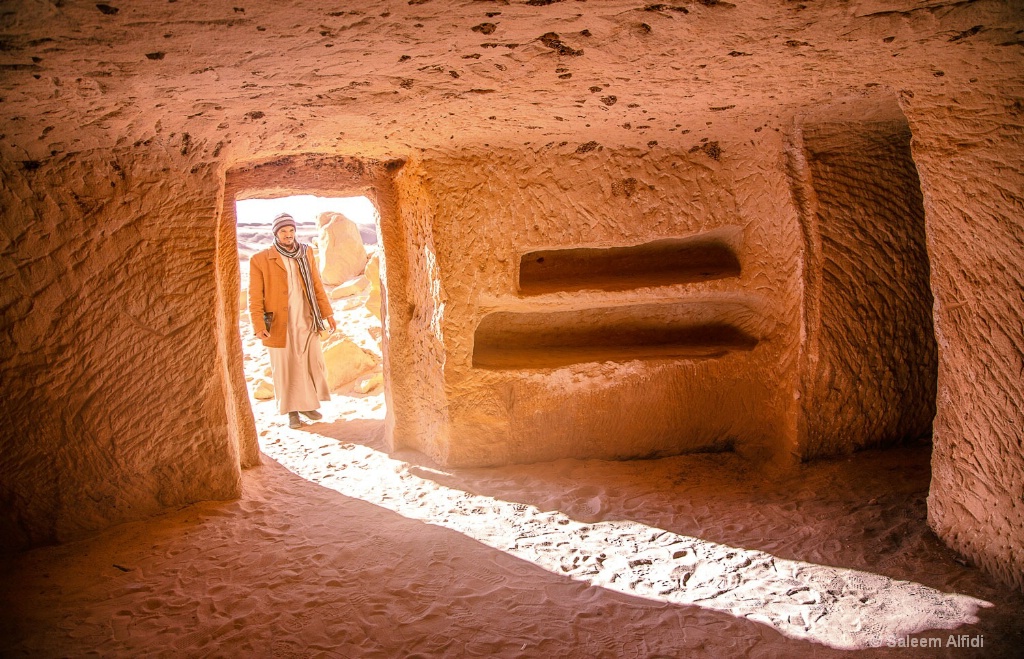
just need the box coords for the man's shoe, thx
[299,410,322,421]
[288,412,302,429]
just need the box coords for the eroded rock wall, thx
[393,136,804,467]
[0,147,242,549]
[907,94,1024,592]
[793,113,937,458]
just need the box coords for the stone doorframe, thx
[214,154,407,469]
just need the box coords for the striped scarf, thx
[274,239,329,333]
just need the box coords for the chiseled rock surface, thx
[0,0,1020,591]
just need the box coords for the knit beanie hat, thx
[272,213,297,235]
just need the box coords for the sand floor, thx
[2,290,1022,658]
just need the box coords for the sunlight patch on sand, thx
[261,423,991,651]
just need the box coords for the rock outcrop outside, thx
[317,211,368,286]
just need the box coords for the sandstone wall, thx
[791,111,938,458]
[391,136,804,467]
[906,93,1024,592]
[384,159,452,462]
[0,147,243,549]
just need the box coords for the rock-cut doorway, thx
[234,193,387,452]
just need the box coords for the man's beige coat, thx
[248,247,334,348]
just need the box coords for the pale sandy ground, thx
[2,277,1022,658]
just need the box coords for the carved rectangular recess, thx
[473,301,760,369]
[518,227,742,295]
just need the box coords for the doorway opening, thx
[791,99,938,460]
[235,194,386,445]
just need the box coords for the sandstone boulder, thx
[317,211,367,286]
[365,250,382,322]
[323,339,377,391]
[252,378,275,400]
[329,274,370,300]
[355,371,384,394]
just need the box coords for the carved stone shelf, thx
[473,302,759,369]
[518,230,741,295]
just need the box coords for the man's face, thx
[276,225,296,247]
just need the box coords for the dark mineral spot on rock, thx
[145,52,165,60]
[21,160,41,171]
[785,40,809,47]
[709,104,734,111]
[462,53,481,59]
[257,26,266,31]
[526,0,564,6]
[589,86,602,92]
[576,140,599,153]
[245,110,265,120]
[600,95,617,106]
[701,140,721,160]
[580,29,592,37]
[408,0,431,5]
[639,23,652,34]
[472,23,497,35]
[449,70,460,78]
[399,55,411,62]
[233,7,244,13]
[612,178,639,197]
[539,32,583,56]
[933,70,945,77]
[728,51,750,57]
[486,12,501,18]
[399,79,414,88]
[647,140,658,147]
[559,73,572,79]
[622,122,631,129]
[96,4,119,15]
[644,4,689,13]
[950,26,982,42]
[883,36,896,43]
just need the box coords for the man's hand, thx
[256,329,270,339]
[327,317,337,334]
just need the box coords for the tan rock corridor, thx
[1,0,1022,656]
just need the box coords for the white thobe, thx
[268,255,330,414]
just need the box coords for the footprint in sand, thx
[567,485,605,519]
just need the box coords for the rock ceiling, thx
[1,0,1020,163]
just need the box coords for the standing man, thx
[249,212,337,429]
